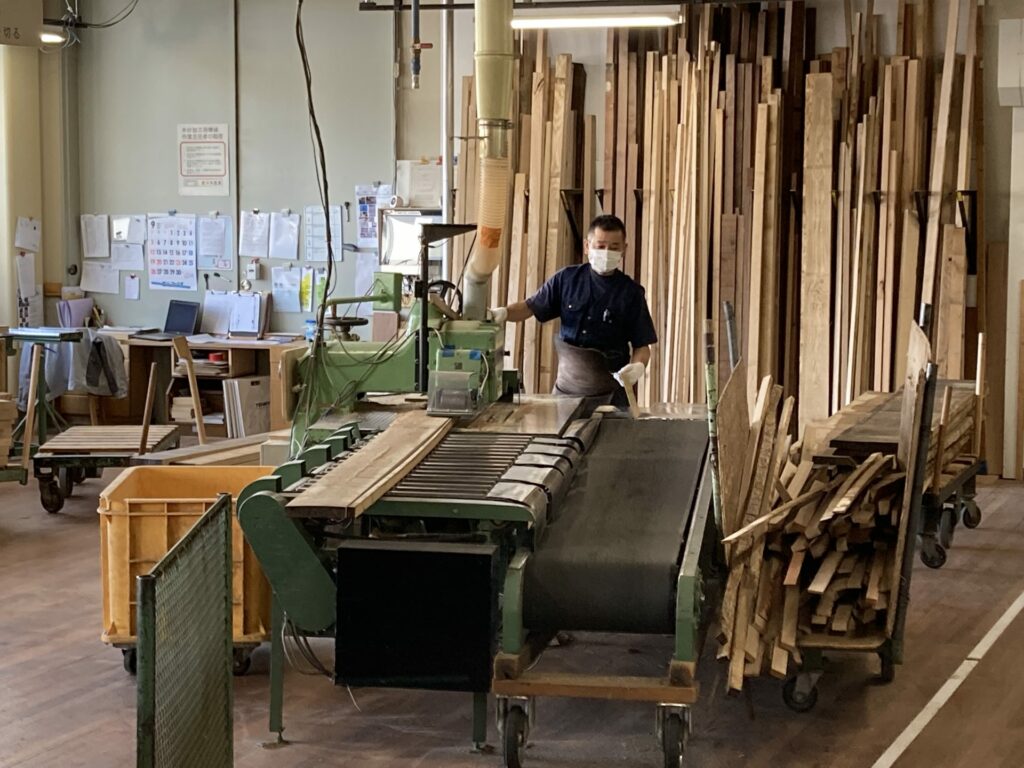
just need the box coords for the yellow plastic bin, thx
[98,465,274,648]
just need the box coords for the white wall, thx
[76,0,397,332]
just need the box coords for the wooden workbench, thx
[125,337,305,430]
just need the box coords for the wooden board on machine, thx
[287,410,453,518]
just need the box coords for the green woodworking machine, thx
[235,2,721,765]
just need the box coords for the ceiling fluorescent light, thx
[39,29,67,44]
[511,13,680,30]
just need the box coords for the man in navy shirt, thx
[491,214,657,409]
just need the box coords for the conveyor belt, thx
[523,417,709,634]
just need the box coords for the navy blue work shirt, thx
[525,264,658,372]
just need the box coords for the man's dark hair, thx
[588,214,627,237]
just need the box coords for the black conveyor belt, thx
[523,417,709,634]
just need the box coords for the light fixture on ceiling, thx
[510,6,681,30]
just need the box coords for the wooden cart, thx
[33,425,180,512]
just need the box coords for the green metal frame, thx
[500,551,530,655]
[136,494,233,768]
[674,459,714,663]
[236,491,336,633]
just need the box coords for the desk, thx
[126,338,305,429]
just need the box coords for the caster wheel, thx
[123,648,137,676]
[58,467,74,498]
[962,502,981,529]
[661,712,686,768]
[502,706,528,768]
[232,649,252,677]
[40,481,64,513]
[878,653,895,684]
[921,543,947,569]
[782,676,819,713]
[71,466,87,484]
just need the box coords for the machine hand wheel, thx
[502,706,528,768]
[661,711,686,767]
[40,479,64,513]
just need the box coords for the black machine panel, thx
[335,540,500,692]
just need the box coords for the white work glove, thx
[489,307,508,325]
[615,362,645,388]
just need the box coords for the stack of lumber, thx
[457,2,989,440]
[826,383,978,489]
[0,396,16,467]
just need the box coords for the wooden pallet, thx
[40,425,179,455]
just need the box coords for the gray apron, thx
[552,337,628,414]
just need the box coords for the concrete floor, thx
[1,472,1023,767]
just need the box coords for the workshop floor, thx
[1,473,1023,768]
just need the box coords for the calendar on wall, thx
[147,214,198,291]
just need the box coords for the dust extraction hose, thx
[462,0,514,320]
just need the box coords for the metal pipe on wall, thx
[440,0,454,281]
[461,0,514,320]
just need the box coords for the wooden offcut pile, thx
[718,437,907,691]
[717,328,980,692]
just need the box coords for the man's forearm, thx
[631,346,651,367]
[505,301,534,323]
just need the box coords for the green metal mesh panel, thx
[137,495,233,768]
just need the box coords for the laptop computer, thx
[132,300,201,342]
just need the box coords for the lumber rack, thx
[782,363,939,714]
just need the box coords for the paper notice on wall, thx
[356,183,391,249]
[198,215,234,270]
[178,123,229,197]
[300,266,315,312]
[15,217,41,252]
[110,214,146,245]
[146,214,198,291]
[396,160,442,207]
[15,251,36,298]
[303,204,343,261]
[81,261,120,294]
[125,274,141,301]
[80,214,110,259]
[272,266,301,312]
[18,287,43,327]
[239,211,270,258]
[269,212,300,260]
[313,267,329,309]
[111,242,145,270]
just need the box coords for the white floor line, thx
[871,587,1024,768]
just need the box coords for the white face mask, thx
[588,248,623,275]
